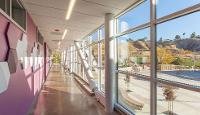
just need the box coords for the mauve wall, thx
[0,12,50,115]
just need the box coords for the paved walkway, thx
[30,64,116,115]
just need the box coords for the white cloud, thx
[121,21,129,32]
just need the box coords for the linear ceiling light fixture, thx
[65,0,76,20]
[62,29,68,40]
[58,41,61,46]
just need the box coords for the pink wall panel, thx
[7,49,18,73]
[7,23,22,49]
[0,12,50,115]
[0,63,34,115]
[34,69,40,95]
[0,14,9,61]
[27,14,37,56]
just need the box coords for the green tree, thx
[138,37,147,41]
[171,57,182,65]
[190,32,196,38]
[158,37,163,43]
[175,35,181,40]
[196,35,200,39]
[127,38,134,42]
[157,48,176,64]
[52,52,61,64]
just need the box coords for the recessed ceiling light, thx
[54,29,60,32]
[65,0,76,20]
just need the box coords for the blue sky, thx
[118,28,150,42]
[118,0,200,41]
[157,12,200,40]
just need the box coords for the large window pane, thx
[156,12,200,87]
[84,47,89,64]
[12,0,26,29]
[157,83,200,115]
[117,28,150,114]
[91,31,98,43]
[6,0,10,15]
[92,44,98,64]
[0,0,10,15]
[118,0,150,33]
[117,28,150,75]
[77,57,82,77]
[100,26,105,39]
[118,73,150,114]
[156,0,200,18]
[0,0,5,11]
[100,41,105,91]
[84,39,90,46]
[91,44,99,82]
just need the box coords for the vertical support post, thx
[98,29,101,89]
[89,36,92,69]
[104,13,114,113]
[150,0,157,115]
[44,42,47,81]
[70,46,73,73]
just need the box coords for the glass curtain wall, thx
[115,0,200,115]
[82,26,105,91]
[99,27,105,91]
[68,26,105,92]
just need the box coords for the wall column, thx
[70,46,73,73]
[44,42,47,81]
[104,13,114,113]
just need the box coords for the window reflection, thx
[118,73,150,114]
[117,28,150,113]
[157,83,200,115]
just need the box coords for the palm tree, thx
[163,85,176,115]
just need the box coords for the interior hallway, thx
[29,64,118,115]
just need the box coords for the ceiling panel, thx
[22,0,138,50]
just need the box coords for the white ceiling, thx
[22,0,138,50]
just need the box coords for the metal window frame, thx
[150,0,157,114]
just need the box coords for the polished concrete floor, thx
[30,65,119,115]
